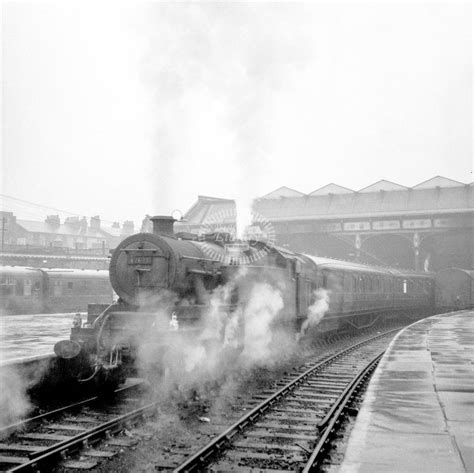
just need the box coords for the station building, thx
[177,176,473,272]
[0,213,135,269]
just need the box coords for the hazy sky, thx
[2,2,472,226]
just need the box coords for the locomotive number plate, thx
[130,256,153,265]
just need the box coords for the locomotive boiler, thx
[54,216,435,388]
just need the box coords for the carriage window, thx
[24,279,32,296]
[403,279,407,294]
[306,280,311,307]
[1,278,15,296]
[67,282,74,290]
[54,280,62,296]
[16,282,23,295]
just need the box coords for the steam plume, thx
[300,288,330,337]
[136,270,296,399]
[142,3,313,231]
[0,366,32,429]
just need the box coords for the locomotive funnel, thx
[150,215,176,237]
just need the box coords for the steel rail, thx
[173,329,397,472]
[8,400,160,472]
[302,352,383,472]
[0,381,143,439]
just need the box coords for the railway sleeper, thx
[254,422,315,432]
[232,440,311,453]
[224,449,306,463]
[244,431,315,442]
[264,414,324,423]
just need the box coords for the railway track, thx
[0,327,397,472]
[0,380,151,472]
[174,331,393,472]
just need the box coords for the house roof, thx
[16,219,107,239]
[100,225,122,238]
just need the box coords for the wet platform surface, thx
[340,311,474,473]
[0,313,77,362]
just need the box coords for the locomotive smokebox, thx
[150,216,176,237]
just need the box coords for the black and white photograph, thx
[1,1,472,471]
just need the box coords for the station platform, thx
[339,310,474,473]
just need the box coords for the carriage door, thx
[293,260,302,317]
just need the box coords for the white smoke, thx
[235,198,254,241]
[299,288,330,337]
[139,3,314,228]
[0,366,31,429]
[136,268,296,400]
[241,282,284,365]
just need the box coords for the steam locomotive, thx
[54,216,436,387]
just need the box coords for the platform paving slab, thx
[339,311,474,473]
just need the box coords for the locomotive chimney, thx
[150,216,176,237]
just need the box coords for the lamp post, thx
[413,232,420,271]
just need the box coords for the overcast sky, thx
[2,2,472,226]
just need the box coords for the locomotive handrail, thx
[91,302,118,329]
[119,248,159,252]
[187,269,222,276]
[179,255,222,264]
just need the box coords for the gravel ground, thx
[319,387,371,473]
[53,328,392,472]
[55,337,332,472]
